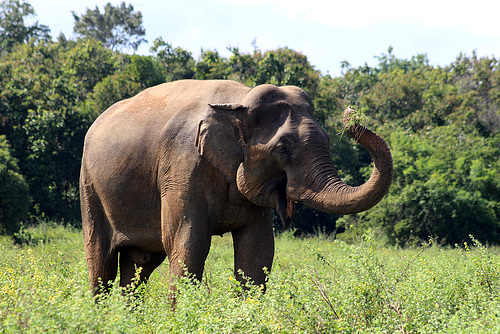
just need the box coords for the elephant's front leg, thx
[231,209,275,290]
[162,206,212,283]
[167,232,211,281]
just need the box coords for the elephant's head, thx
[196,84,393,228]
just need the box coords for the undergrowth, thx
[1,224,499,333]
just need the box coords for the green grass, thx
[1,224,500,333]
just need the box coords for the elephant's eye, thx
[274,140,294,163]
[276,141,289,153]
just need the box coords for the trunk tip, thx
[343,106,369,128]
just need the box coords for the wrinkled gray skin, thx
[80,79,393,293]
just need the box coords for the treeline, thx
[1,1,499,246]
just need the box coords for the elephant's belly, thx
[212,203,270,235]
[112,228,164,253]
[108,206,164,252]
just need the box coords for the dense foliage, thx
[0,1,499,245]
[0,135,29,234]
[2,224,500,332]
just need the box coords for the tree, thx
[227,46,258,86]
[63,38,116,101]
[358,68,426,123]
[0,0,50,53]
[150,37,195,81]
[254,47,320,97]
[0,135,29,235]
[84,54,164,115]
[447,52,500,136]
[0,39,109,223]
[375,46,430,74]
[72,2,146,51]
[195,49,230,80]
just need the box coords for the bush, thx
[356,127,500,247]
[0,136,29,235]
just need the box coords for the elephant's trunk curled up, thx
[287,107,393,215]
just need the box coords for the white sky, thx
[28,0,500,75]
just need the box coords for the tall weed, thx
[1,224,500,333]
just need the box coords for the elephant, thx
[80,79,393,294]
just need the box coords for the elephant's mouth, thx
[275,179,294,229]
[236,163,294,228]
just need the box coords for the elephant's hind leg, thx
[85,244,119,295]
[119,248,167,288]
[81,180,119,294]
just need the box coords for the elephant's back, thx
[81,79,251,185]
[87,79,250,137]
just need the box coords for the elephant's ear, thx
[196,103,248,182]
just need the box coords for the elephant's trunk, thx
[287,109,393,215]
